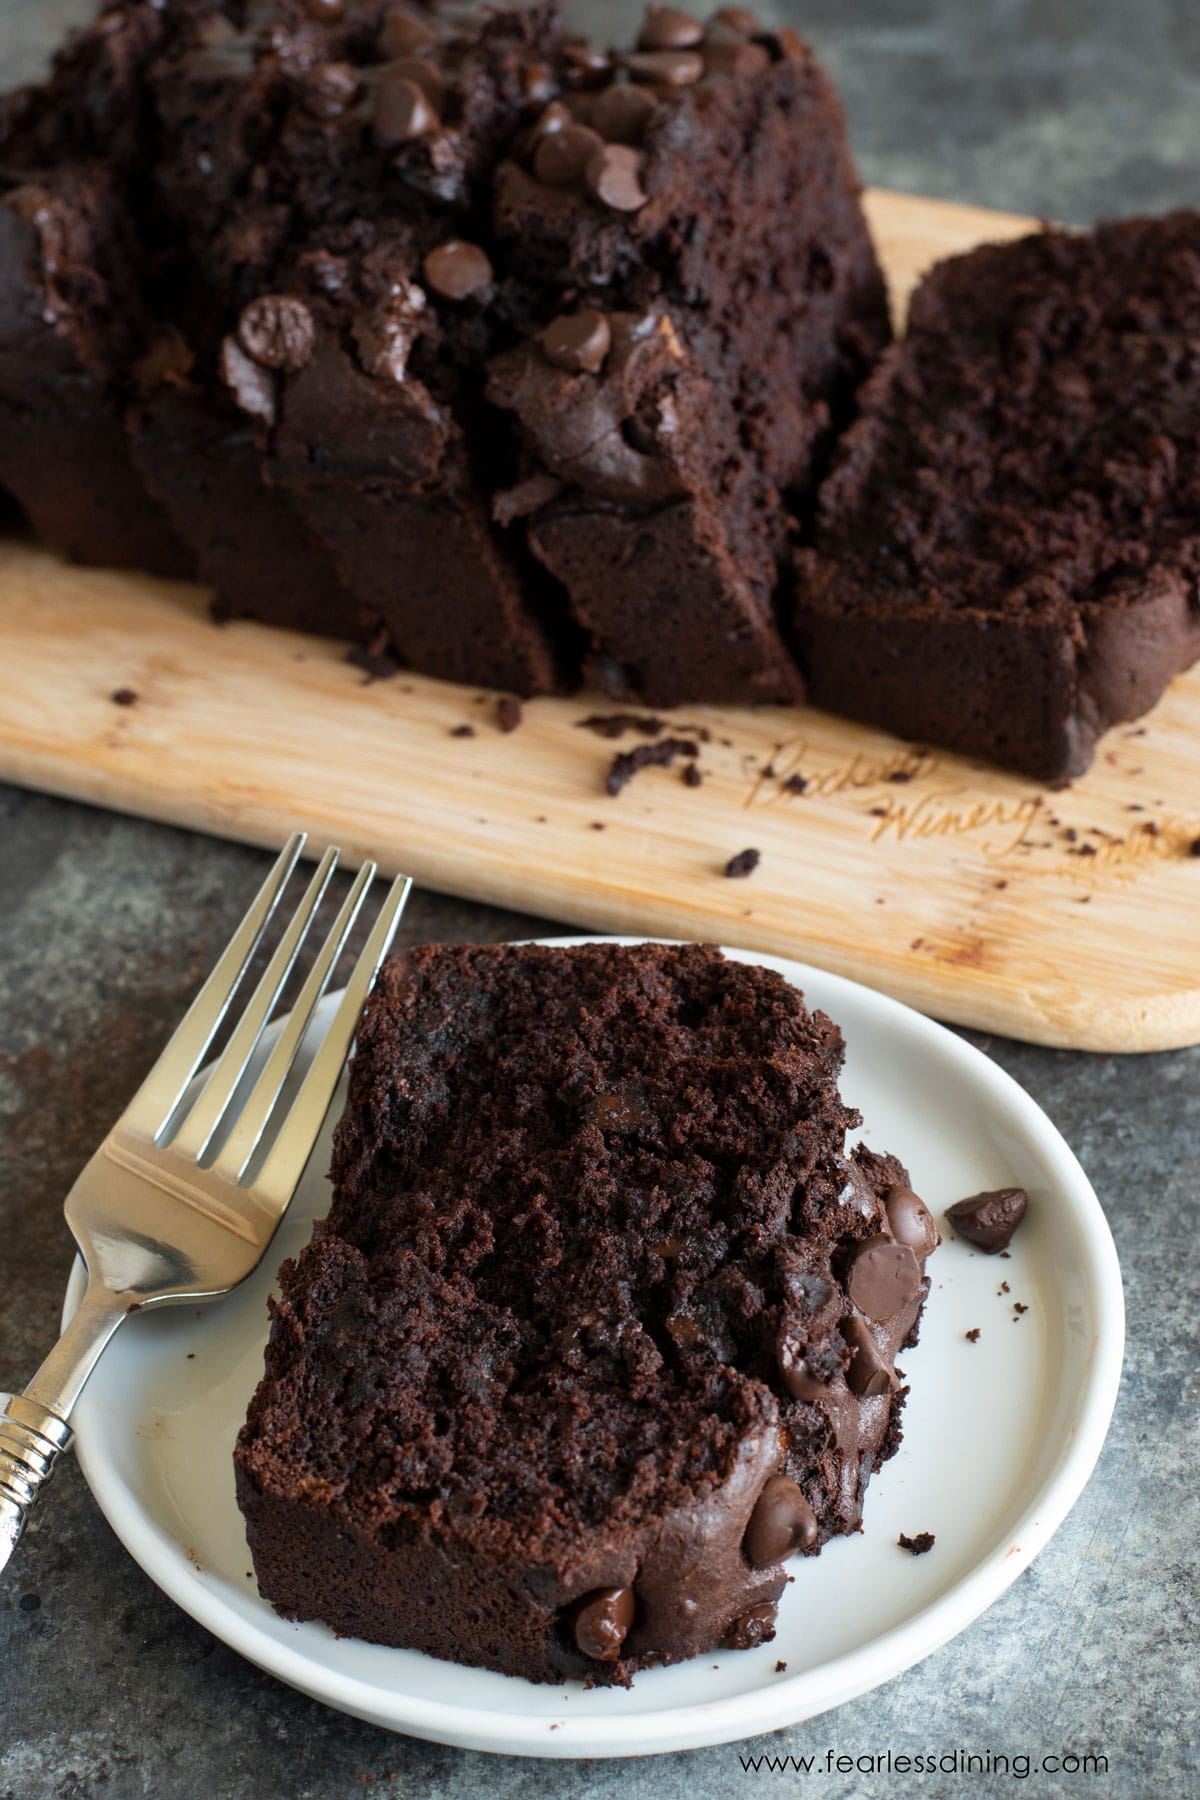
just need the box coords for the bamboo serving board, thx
[1,188,1198,1052]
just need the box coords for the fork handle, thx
[0,1277,127,1572]
[0,1397,73,1571]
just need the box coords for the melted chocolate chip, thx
[626,48,705,85]
[724,1601,777,1651]
[573,1585,636,1660]
[378,4,437,57]
[237,296,316,372]
[585,143,648,211]
[744,1475,818,1566]
[884,1185,940,1259]
[422,240,493,300]
[374,73,439,146]
[777,1337,830,1402]
[637,4,704,49]
[534,121,605,187]
[531,99,572,140]
[846,1236,921,1322]
[385,55,445,108]
[591,81,658,144]
[842,1315,896,1397]
[945,1187,1029,1253]
[539,309,612,374]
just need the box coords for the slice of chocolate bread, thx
[0,6,191,576]
[485,10,890,705]
[235,942,937,1684]
[794,214,1200,782]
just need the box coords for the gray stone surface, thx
[2,4,1199,1797]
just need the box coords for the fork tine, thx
[213,860,392,1184]
[123,834,306,1141]
[239,872,412,1202]
[169,845,340,1163]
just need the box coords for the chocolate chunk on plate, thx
[945,1187,1029,1253]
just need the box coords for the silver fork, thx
[0,833,412,1572]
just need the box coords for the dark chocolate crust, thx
[235,942,935,1684]
[794,215,1200,781]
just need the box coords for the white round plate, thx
[63,937,1123,1758]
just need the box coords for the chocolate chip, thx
[378,4,436,56]
[219,336,277,426]
[585,143,648,211]
[562,41,614,86]
[384,55,444,107]
[744,1475,818,1567]
[703,38,769,76]
[539,308,611,374]
[374,73,439,146]
[305,61,359,119]
[724,1601,777,1651]
[842,1315,896,1397]
[773,25,807,61]
[847,1236,921,1322]
[496,695,523,733]
[422,240,493,300]
[884,1185,940,1259]
[711,5,763,34]
[531,99,573,141]
[533,122,604,186]
[777,1338,828,1402]
[626,48,704,85]
[304,0,345,18]
[724,847,760,879]
[237,296,316,372]
[591,81,658,144]
[637,4,704,49]
[573,1586,636,1660]
[945,1187,1029,1253]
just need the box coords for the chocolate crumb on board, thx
[964,1328,981,1343]
[724,848,761,879]
[578,712,665,739]
[898,1532,935,1556]
[998,1280,1010,1294]
[775,1660,788,1673]
[1189,837,1200,857]
[783,773,808,794]
[682,762,703,788]
[110,687,138,706]
[450,724,476,738]
[496,695,523,733]
[606,738,699,796]
[1013,1302,1028,1317]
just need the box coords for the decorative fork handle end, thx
[0,1396,72,1573]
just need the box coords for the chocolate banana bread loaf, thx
[0,0,888,702]
[235,942,937,1684]
[793,214,1200,782]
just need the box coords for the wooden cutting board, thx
[1,188,1197,1053]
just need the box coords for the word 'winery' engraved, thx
[867,790,1044,859]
